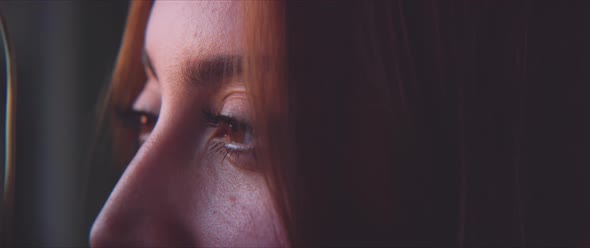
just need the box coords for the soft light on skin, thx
[90,2,287,247]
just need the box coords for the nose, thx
[90,122,199,247]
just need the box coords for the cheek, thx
[183,158,284,246]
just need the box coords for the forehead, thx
[145,1,242,76]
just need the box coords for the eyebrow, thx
[142,49,159,80]
[142,49,242,88]
[180,54,242,88]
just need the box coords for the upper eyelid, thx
[203,109,252,131]
[132,81,162,113]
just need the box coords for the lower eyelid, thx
[225,143,253,152]
[208,138,256,170]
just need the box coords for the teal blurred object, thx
[0,11,16,248]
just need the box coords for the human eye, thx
[203,103,256,170]
[119,80,161,147]
[118,109,159,146]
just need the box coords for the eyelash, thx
[117,108,254,164]
[202,109,255,162]
[117,109,158,133]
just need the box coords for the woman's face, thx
[90,2,286,246]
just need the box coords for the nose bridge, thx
[90,117,199,246]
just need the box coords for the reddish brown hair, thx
[103,1,152,168]
[245,1,590,246]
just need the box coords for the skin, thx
[90,1,286,247]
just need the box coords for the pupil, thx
[231,126,245,144]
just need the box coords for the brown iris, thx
[215,122,247,145]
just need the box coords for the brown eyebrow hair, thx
[181,54,243,87]
[142,49,158,80]
[143,50,242,87]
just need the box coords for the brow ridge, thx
[181,54,242,88]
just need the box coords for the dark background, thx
[0,2,128,246]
